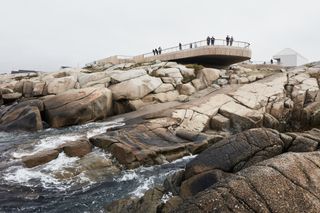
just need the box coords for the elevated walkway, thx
[95,39,252,67]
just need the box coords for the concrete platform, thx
[95,39,252,67]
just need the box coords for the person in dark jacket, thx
[230,36,234,46]
[226,35,230,46]
[155,48,158,55]
[152,49,155,55]
[190,43,193,49]
[179,43,182,50]
[211,36,215,45]
[207,36,210,45]
[158,47,162,55]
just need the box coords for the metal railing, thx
[144,38,250,58]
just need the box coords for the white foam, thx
[12,134,83,158]
[114,170,139,182]
[161,192,173,203]
[4,153,79,190]
[129,176,155,198]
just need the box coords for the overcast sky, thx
[0,0,319,73]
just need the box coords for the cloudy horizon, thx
[0,0,319,73]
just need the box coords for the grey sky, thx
[0,0,319,73]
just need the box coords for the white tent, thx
[273,48,308,67]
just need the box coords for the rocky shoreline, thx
[1,60,320,212]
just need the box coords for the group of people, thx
[206,36,215,45]
[225,35,234,46]
[152,47,162,55]
[152,35,235,56]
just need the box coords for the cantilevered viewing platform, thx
[95,38,252,67]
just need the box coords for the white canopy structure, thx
[273,48,308,67]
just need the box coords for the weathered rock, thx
[22,149,60,168]
[32,82,46,96]
[153,90,179,103]
[108,69,146,83]
[177,151,320,213]
[105,186,165,213]
[196,68,220,86]
[231,81,285,110]
[177,95,189,102]
[22,81,34,97]
[191,79,206,90]
[0,103,43,131]
[210,114,230,130]
[246,75,256,82]
[109,75,162,100]
[177,65,195,82]
[2,92,22,103]
[184,128,287,179]
[153,68,183,84]
[128,99,146,111]
[163,170,185,195]
[301,101,320,126]
[47,76,77,94]
[89,118,207,169]
[172,109,210,132]
[82,77,111,88]
[219,101,263,130]
[154,83,175,94]
[43,87,112,128]
[177,83,196,96]
[61,139,93,157]
[161,77,176,85]
[238,77,249,84]
[190,94,234,117]
[180,169,230,199]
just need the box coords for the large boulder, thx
[153,68,183,84]
[22,149,60,168]
[108,69,147,83]
[219,101,263,131]
[61,139,93,158]
[177,151,320,213]
[109,75,162,100]
[177,83,196,96]
[184,128,288,179]
[196,68,220,86]
[43,87,112,128]
[0,103,43,131]
[78,72,106,87]
[46,75,77,94]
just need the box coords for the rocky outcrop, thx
[109,75,162,100]
[43,87,112,128]
[0,102,43,131]
[22,149,60,168]
[61,139,93,158]
[105,186,166,213]
[177,151,320,212]
[112,128,320,212]
[89,117,209,169]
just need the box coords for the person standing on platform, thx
[207,36,210,45]
[155,48,158,55]
[152,49,155,55]
[226,35,230,46]
[158,47,162,55]
[230,36,234,46]
[211,36,215,45]
[179,43,182,50]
